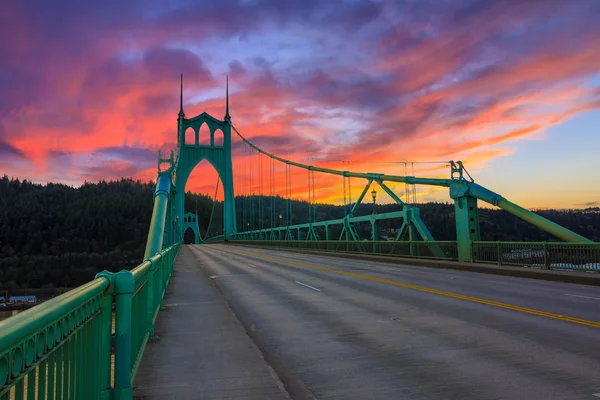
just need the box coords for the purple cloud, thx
[0,140,26,159]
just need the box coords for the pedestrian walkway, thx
[133,246,289,399]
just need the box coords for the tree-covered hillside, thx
[0,176,598,290]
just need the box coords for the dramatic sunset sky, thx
[1,0,599,209]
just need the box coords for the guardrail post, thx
[114,270,134,400]
[95,272,116,400]
[160,252,167,310]
[496,241,501,265]
[543,242,549,269]
[145,258,156,339]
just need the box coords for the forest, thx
[1,175,598,290]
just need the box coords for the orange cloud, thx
[1,0,599,210]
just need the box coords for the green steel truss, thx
[156,83,592,261]
[228,126,591,262]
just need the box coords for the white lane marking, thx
[294,281,321,292]
[592,393,600,397]
[248,264,257,268]
[565,294,600,301]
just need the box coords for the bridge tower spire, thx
[178,73,185,119]
[224,75,231,123]
[170,77,237,243]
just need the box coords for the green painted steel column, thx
[113,270,134,400]
[222,122,237,240]
[144,172,171,259]
[371,219,379,254]
[371,219,379,241]
[99,289,113,400]
[453,195,480,262]
[146,258,156,339]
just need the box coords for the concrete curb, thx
[227,244,600,287]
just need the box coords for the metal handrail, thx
[230,240,600,270]
[0,242,181,399]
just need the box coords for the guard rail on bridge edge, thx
[0,242,181,400]
[228,240,600,271]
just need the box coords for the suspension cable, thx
[199,176,220,241]
[230,124,454,188]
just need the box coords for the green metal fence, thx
[0,242,180,400]
[231,240,459,261]
[230,240,600,271]
[472,241,600,271]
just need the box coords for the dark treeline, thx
[0,176,211,291]
[1,176,598,290]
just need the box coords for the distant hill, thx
[0,175,598,289]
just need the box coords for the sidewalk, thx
[133,246,289,400]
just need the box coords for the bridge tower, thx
[182,212,201,244]
[172,76,237,242]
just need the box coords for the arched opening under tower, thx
[184,227,196,244]
[185,159,224,241]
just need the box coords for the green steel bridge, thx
[1,80,599,399]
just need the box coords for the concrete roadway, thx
[190,244,600,400]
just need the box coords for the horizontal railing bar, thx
[472,241,599,246]
[132,260,152,282]
[0,277,109,352]
[231,240,459,244]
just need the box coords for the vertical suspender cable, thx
[410,163,417,204]
[269,157,273,230]
[312,170,316,223]
[285,163,289,226]
[259,153,264,231]
[271,158,277,227]
[404,162,408,205]
[258,152,261,231]
[307,168,311,224]
[289,164,293,226]
[251,148,255,231]
[343,169,347,217]
[347,161,352,212]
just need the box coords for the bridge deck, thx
[188,244,600,400]
[134,244,600,399]
[133,246,289,399]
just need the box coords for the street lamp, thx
[371,188,377,215]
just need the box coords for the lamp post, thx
[371,188,377,215]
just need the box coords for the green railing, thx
[473,241,600,271]
[231,240,459,261]
[229,240,600,271]
[0,242,180,400]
